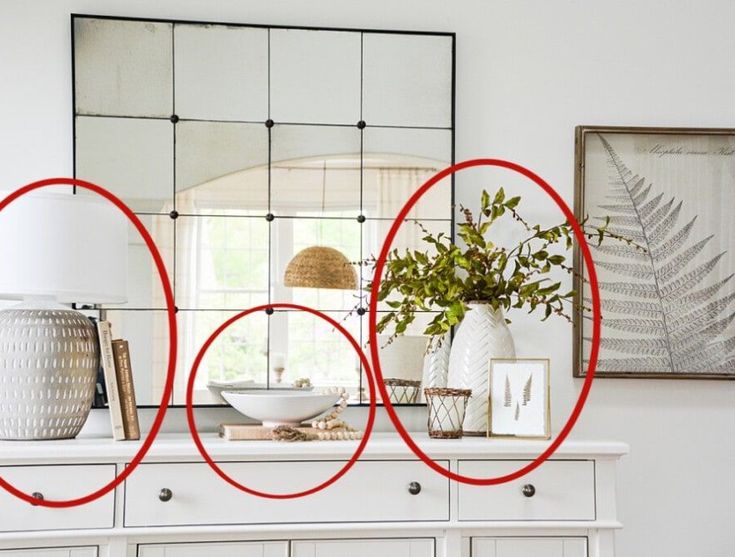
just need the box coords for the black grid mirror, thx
[72,15,455,407]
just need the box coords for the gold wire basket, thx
[424,387,472,439]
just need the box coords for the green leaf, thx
[505,196,521,209]
[493,187,506,204]
[481,190,490,210]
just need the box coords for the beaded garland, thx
[271,388,364,442]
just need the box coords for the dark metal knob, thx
[408,481,422,495]
[522,484,536,498]
[31,492,44,505]
[158,488,173,502]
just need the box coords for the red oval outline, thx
[369,159,601,485]
[0,178,177,507]
[185,303,377,499]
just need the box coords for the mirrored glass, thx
[362,127,452,220]
[175,215,270,310]
[175,121,268,215]
[363,33,452,128]
[270,29,361,125]
[75,116,173,213]
[175,309,269,405]
[74,18,173,118]
[174,24,268,122]
[271,124,361,217]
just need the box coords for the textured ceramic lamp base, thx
[0,307,99,440]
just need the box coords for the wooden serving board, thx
[219,423,313,441]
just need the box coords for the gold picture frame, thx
[574,125,735,379]
[487,358,551,439]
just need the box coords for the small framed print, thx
[487,358,550,439]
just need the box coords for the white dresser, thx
[0,434,626,557]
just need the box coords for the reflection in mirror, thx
[106,310,170,407]
[174,24,268,122]
[364,219,452,312]
[271,125,361,218]
[175,121,268,214]
[269,310,362,396]
[74,18,173,118]
[175,216,269,311]
[270,29,361,125]
[176,309,269,405]
[73,17,454,407]
[101,215,174,310]
[362,127,452,220]
[275,218,362,312]
[75,116,173,213]
[363,33,452,128]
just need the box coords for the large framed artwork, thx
[574,126,735,379]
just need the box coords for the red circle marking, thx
[369,159,601,485]
[0,178,177,507]
[186,303,377,499]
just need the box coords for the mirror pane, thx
[75,116,173,213]
[106,309,171,407]
[270,310,361,399]
[363,33,452,128]
[175,121,268,214]
[274,218,361,312]
[175,309,269,405]
[363,218,451,311]
[271,124,361,218]
[74,18,172,118]
[270,29,361,125]
[362,127,452,220]
[174,24,268,122]
[175,215,270,310]
[367,311,439,403]
[102,215,174,310]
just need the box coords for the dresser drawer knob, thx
[408,481,422,495]
[158,488,173,502]
[521,484,536,498]
[31,492,44,505]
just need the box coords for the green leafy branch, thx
[367,187,644,344]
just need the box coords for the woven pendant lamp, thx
[284,246,357,290]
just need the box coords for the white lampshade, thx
[0,191,127,304]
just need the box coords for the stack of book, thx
[96,320,141,441]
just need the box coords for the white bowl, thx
[207,381,313,404]
[206,380,256,404]
[222,390,341,427]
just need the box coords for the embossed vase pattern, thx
[0,309,99,439]
[447,303,516,435]
[420,334,451,402]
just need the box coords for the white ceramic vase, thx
[447,302,516,435]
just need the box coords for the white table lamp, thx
[0,191,127,439]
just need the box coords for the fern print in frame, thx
[487,358,550,438]
[574,126,735,379]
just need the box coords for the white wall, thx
[2,1,734,555]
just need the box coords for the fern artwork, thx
[574,127,735,379]
[488,359,549,438]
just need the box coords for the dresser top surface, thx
[0,432,628,463]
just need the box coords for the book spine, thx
[97,321,126,441]
[112,339,140,441]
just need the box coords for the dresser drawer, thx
[0,465,116,532]
[292,538,434,557]
[124,460,449,527]
[0,549,97,557]
[138,541,287,557]
[457,460,595,521]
